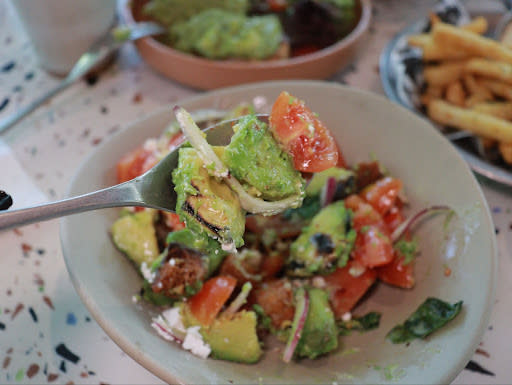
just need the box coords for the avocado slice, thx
[110,209,160,267]
[172,147,245,248]
[183,306,262,364]
[204,311,262,363]
[295,287,338,359]
[287,201,356,277]
[224,115,304,201]
[305,167,356,198]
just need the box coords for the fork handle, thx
[0,79,73,135]
[0,180,144,231]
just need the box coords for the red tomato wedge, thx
[344,194,394,268]
[361,177,403,216]
[323,260,377,318]
[376,255,415,289]
[116,146,158,184]
[161,212,186,231]
[269,91,340,173]
[352,226,394,268]
[267,0,288,11]
[383,205,405,233]
[344,195,386,232]
[116,133,183,184]
[187,276,237,326]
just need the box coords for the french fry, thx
[429,13,442,26]
[462,74,493,100]
[432,23,512,64]
[420,85,444,106]
[407,34,431,47]
[478,78,512,101]
[465,95,485,108]
[472,102,512,120]
[408,17,487,61]
[445,80,466,107]
[461,16,488,35]
[465,58,512,85]
[408,34,471,61]
[498,142,512,163]
[427,99,512,142]
[423,61,466,86]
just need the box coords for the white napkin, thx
[0,138,47,209]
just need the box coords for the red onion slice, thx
[282,288,310,363]
[391,205,452,243]
[151,318,184,345]
[320,177,337,207]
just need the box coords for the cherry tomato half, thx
[269,91,340,173]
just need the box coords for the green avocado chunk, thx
[171,9,283,60]
[295,287,338,359]
[224,115,304,201]
[143,0,248,28]
[204,311,262,364]
[305,167,356,197]
[287,201,356,277]
[172,147,245,248]
[166,228,227,276]
[110,210,160,267]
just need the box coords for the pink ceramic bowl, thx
[121,0,371,90]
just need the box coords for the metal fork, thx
[0,117,242,231]
[0,21,165,134]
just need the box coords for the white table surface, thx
[1,0,511,383]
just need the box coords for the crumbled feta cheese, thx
[221,241,236,253]
[307,122,315,136]
[152,317,178,342]
[183,326,211,359]
[312,276,326,288]
[349,264,366,277]
[341,312,352,322]
[161,307,186,332]
[143,138,158,153]
[140,262,156,283]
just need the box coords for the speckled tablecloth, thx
[1,0,511,384]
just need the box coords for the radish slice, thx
[174,106,304,215]
[320,177,337,207]
[282,288,310,363]
[391,205,453,243]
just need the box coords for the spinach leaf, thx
[387,297,463,344]
[338,312,381,335]
[282,194,321,221]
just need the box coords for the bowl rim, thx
[119,0,372,69]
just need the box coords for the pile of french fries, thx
[408,14,512,164]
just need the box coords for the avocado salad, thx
[142,0,360,60]
[110,92,462,364]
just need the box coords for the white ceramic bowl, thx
[60,81,497,384]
